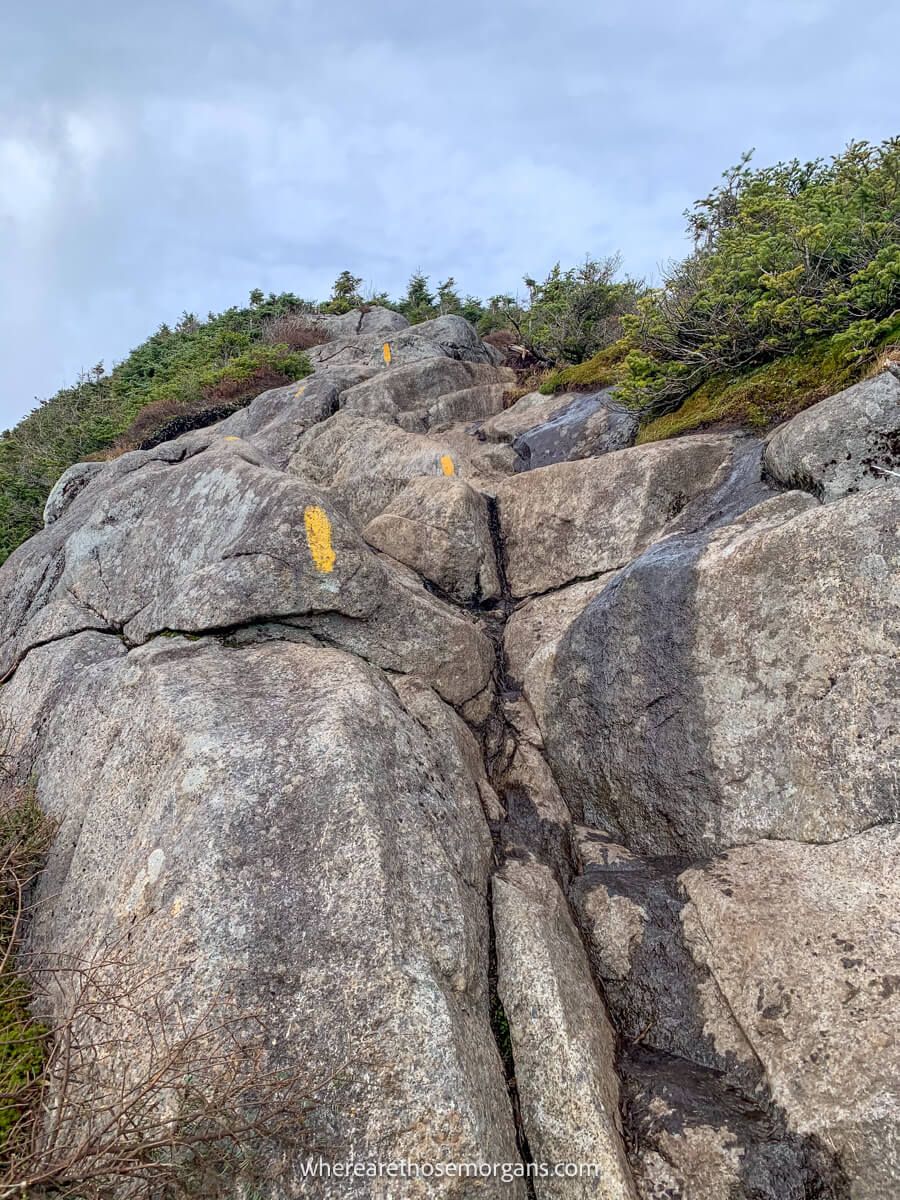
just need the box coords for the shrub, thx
[637,312,900,442]
[320,270,364,315]
[0,779,55,1152]
[260,313,329,351]
[621,138,900,416]
[0,294,314,563]
[488,257,641,366]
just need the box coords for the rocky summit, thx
[1,309,898,1199]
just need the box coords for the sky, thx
[1,0,897,427]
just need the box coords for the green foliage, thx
[321,270,363,314]
[621,138,900,416]
[0,294,313,564]
[637,315,900,443]
[397,271,437,324]
[494,256,640,365]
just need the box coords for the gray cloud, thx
[1,0,898,425]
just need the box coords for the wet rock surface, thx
[764,368,900,501]
[1,312,895,1198]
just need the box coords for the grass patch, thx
[637,318,900,443]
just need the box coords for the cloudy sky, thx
[1,0,897,427]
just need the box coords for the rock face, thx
[493,861,637,1200]
[540,486,899,856]
[764,368,900,500]
[1,312,897,1199]
[679,828,900,1200]
[43,460,105,526]
[4,636,522,1195]
[493,435,733,597]
[363,476,501,603]
[511,390,638,469]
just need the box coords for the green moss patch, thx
[637,318,900,443]
[539,339,630,394]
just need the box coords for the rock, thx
[764,368,900,501]
[43,461,105,526]
[290,411,479,528]
[480,392,574,443]
[391,674,503,823]
[512,390,638,469]
[308,313,498,372]
[494,435,733,597]
[294,561,495,706]
[389,315,500,365]
[426,384,509,431]
[340,359,513,429]
[0,632,125,776]
[313,305,410,340]
[439,427,522,483]
[213,372,344,468]
[570,828,860,1200]
[542,486,900,856]
[679,827,900,1200]
[0,434,494,707]
[363,476,501,604]
[493,860,637,1200]
[622,1048,838,1200]
[571,829,760,1086]
[0,435,382,676]
[498,741,575,881]
[504,575,617,691]
[15,636,523,1194]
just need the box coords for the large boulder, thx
[512,390,638,469]
[542,486,899,856]
[679,828,900,1200]
[308,313,498,372]
[479,392,575,443]
[571,827,874,1200]
[43,461,105,526]
[310,305,410,341]
[290,411,480,528]
[0,433,493,706]
[340,359,513,430]
[7,636,523,1195]
[764,368,900,501]
[213,369,371,467]
[493,861,637,1200]
[363,476,501,604]
[493,435,734,597]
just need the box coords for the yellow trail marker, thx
[383,342,392,365]
[293,382,307,399]
[304,505,336,573]
[440,455,455,476]
[223,436,240,442]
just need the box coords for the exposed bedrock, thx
[0,316,896,1199]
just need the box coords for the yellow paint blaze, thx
[383,342,392,365]
[440,455,455,476]
[304,505,336,573]
[223,436,240,442]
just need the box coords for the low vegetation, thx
[0,294,314,563]
[0,740,315,1197]
[1,135,897,564]
[620,138,900,420]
